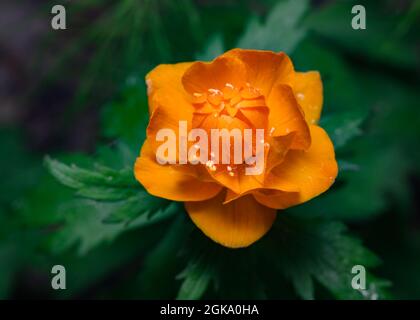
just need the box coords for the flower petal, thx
[267,84,311,149]
[264,125,338,204]
[145,62,196,159]
[134,140,223,201]
[253,189,300,209]
[265,133,295,174]
[146,62,193,113]
[185,191,276,248]
[292,71,323,124]
[182,55,246,94]
[223,48,294,97]
[146,95,193,160]
[208,166,264,195]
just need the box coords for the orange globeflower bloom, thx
[134,49,338,248]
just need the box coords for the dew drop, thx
[192,92,206,104]
[222,83,237,100]
[208,88,221,94]
[207,88,223,105]
[297,92,305,100]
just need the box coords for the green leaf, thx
[45,156,137,192]
[237,0,308,53]
[136,216,191,299]
[304,1,419,69]
[320,111,364,148]
[45,217,169,299]
[175,215,389,300]
[102,194,175,225]
[177,232,270,300]
[47,198,177,256]
[44,155,178,254]
[261,216,391,300]
[101,82,149,145]
[176,254,216,300]
[75,186,135,201]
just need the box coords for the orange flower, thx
[134,49,338,248]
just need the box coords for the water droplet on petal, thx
[222,83,237,99]
[192,92,206,104]
[207,88,223,105]
[297,92,305,100]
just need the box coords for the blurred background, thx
[0,0,419,299]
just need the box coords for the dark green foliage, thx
[43,155,176,255]
[173,215,390,300]
[237,0,308,53]
[1,0,419,299]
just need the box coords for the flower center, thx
[188,83,270,175]
[191,82,266,121]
